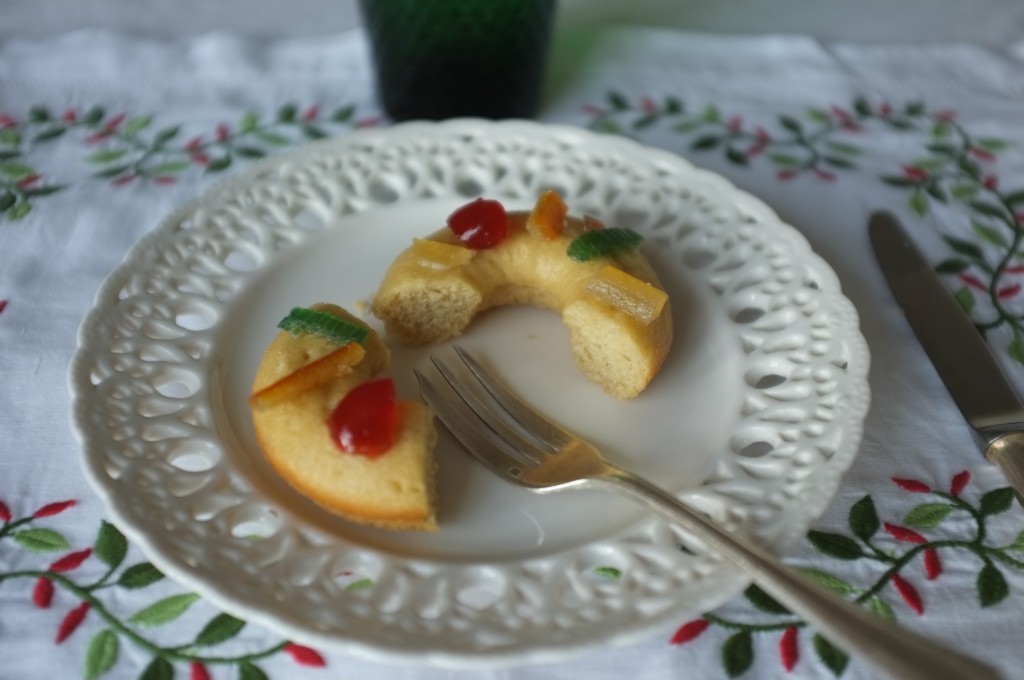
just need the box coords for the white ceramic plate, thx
[70,120,869,668]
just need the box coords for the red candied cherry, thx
[446,198,508,249]
[327,377,400,457]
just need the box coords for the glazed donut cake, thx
[372,192,673,398]
[249,303,438,531]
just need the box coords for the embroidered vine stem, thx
[0,570,287,664]
[585,93,1024,366]
[668,472,1024,677]
[0,499,326,676]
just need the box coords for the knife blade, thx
[870,211,1024,503]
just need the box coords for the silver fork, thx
[415,345,1000,680]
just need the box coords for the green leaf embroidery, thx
[672,119,703,133]
[971,220,1008,248]
[908,187,929,216]
[633,114,659,130]
[6,202,31,220]
[608,91,629,111]
[205,156,232,173]
[28,106,51,122]
[905,101,926,116]
[721,630,754,678]
[1004,189,1024,206]
[95,521,127,568]
[0,192,16,211]
[13,528,70,552]
[805,107,831,124]
[140,656,173,680]
[86,148,132,163]
[194,613,246,647]
[778,115,803,133]
[84,629,119,680]
[797,568,857,596]
[148,162,191,175]
[813,633,850,676]
[701,104,720,123]
[823,155,856,169]
[664,96,683,114]
[0,129,22,146]
[969,200,1009,220]
[865,595,895,620]
[255,131,289,146]
[302,124,327,139]
[825,141,862,156]
[118,562,164,589]
[943,235,985,260]
[690,134,721,151]
[806,531,863,560]
[0,162,35,179]
[931,122,951,138]
[94,164,134,179]
[277,104,298,122]
[192,614,243,647]
[240,111,260,131]
[881,175,918,188]
[331,105,355,123]
[23,185,64,197]
[34,127,67,142]
[902,503,954,529]
[769,153,802,167]
[239,661,270,680]
[1007,529,1024,552]
[1009,335,1024,366]
[128,593,200,627]
[153,126,180,147]
[852,96,871,116]
[848,495,880,541]
[979,488,1015,516]
[123,116,153,135]
[911,156,949,171]
[743,584,790,614]
[935,258,970,274]
[86,149,129,164]
[977,562,1009,607]
[82,107,105,125]
[926,183,948,203]
[725,146,749,166]
[954,287,976,315]
[592,118,622,134]
[950,184,979,201]
[235,146,266,159]
[976,137,1009,152]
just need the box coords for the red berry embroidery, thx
[446,198,508,249]
[327,377,400,457]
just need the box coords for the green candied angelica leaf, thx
[277,307,369,346]
[567,227,643,262]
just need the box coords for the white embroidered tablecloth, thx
[3,26,1024,679]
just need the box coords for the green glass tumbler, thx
[358,0,557,121]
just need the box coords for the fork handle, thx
[595,469,1002,680]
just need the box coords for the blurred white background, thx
[4,0,1024,46]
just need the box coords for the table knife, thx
[870,210,1024,504]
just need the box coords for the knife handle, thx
[986,432,1024,507]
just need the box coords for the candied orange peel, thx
[412,238,476,270]
[249,342,366,410]
[526,190,568,240]
[585,265,668,325]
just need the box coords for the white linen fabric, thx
[2,27,1024,680]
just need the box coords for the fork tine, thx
[452,345,573,452]
[428,355,545,464]
[414,369,539,484]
